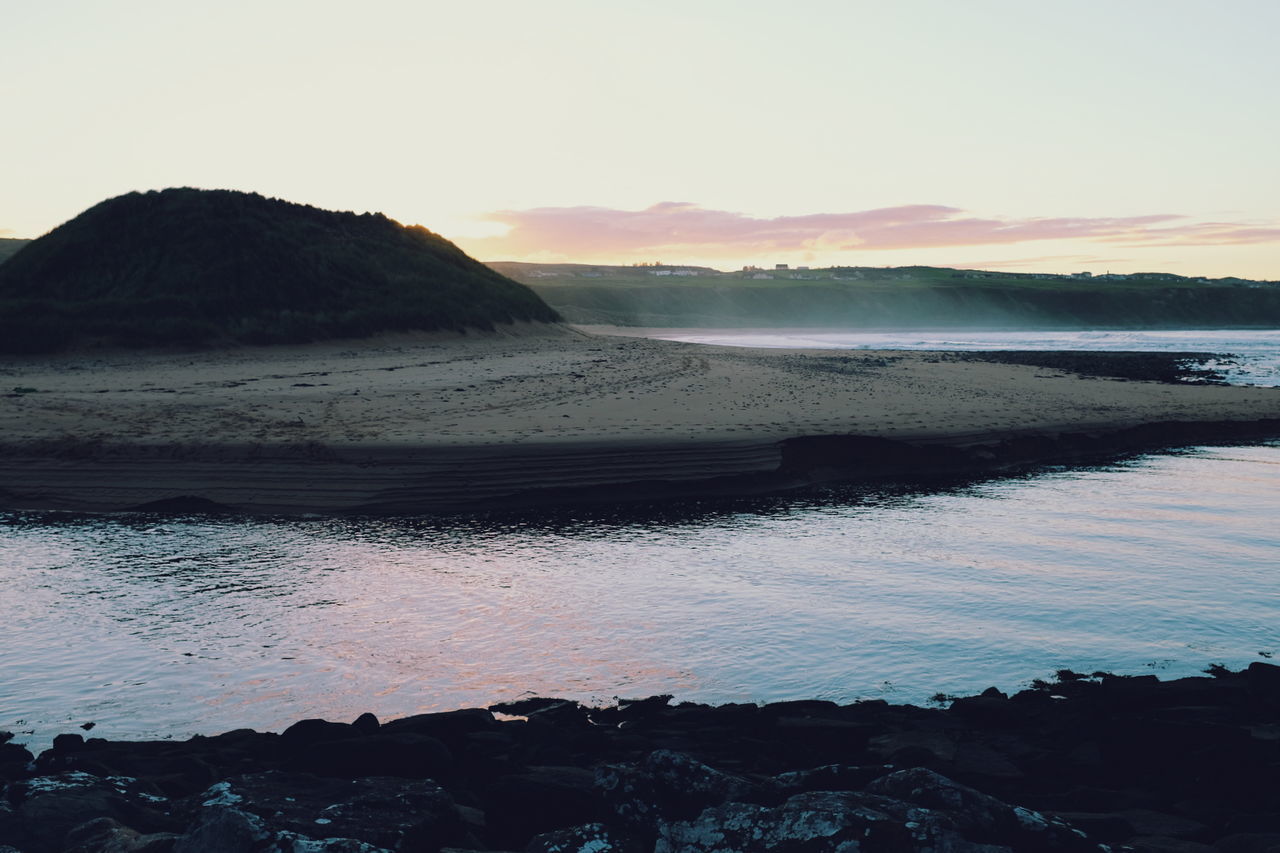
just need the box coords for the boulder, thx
[2,771,175,853]
[523,822,640,853]
[180,772,462,852]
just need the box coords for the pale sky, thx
[3,0,1278,277]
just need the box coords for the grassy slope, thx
[0,190,559,353]
[491,263,1280,328]
[0,238,29,264]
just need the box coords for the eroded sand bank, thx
[1,325,1278,513]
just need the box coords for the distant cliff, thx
[0,190,560,352]
[491,263,1280,329]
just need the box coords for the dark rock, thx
[523,822,640,853]
[4,772,175,853]
[1227,815,1280,835]
[171,805,268,853]
[865,767,1095,850]
[1115,809,1211,839]
[950,693,1023,726]
[654,789,1017,853]
[772,763,894,794]
[1128,838,1214,853]
[867,729,956,764]
[285,732,452,779]
[597,749,776,835]
[54,733,88,751]
[62,816,179,853]
[0,738,33,781]
[1047,811,1136,841]
[1214,833,1280,853]
[279,718,359,750]
[485,765,601,849]
[382,707,496,739]
[1246,663,1280,707]
[184,772,461,852]
[351,713,380,735]
[491,698,579,717]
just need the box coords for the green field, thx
[489,262,1280,328]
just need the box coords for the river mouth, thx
[5,439,1279,755]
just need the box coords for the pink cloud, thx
[466,203,1280,259]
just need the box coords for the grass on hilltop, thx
[0,189,560,353]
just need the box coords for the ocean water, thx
[636,328,1280,386]
[3,329,1279,753]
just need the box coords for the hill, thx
[0,238,30,264]
[0,189,560,353]
[493,262,1280,329]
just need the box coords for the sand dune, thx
[1,326,1277,513]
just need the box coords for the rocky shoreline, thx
[4,666,1279,852]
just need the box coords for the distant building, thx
[650,270,672,276]
[775,263,789,270]
[796,265,810,270]
[752,273,773,280]
[1073,271,1093,279]
[672,269,698,276]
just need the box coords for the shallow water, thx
[637,328,1280,386]
[3,328,1279,753]
[4,442,1279,753]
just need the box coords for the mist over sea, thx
[631,328,1280,387]
[3,329,1278,753]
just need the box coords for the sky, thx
[3,0,1278,277]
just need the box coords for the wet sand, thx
[1,324,1278,513]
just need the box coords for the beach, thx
[2,324,1279,514]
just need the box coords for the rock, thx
[867,729,957,765]
[381,708,496,739]
[1214,833,1280,853]
[279,719,359,750]
[1127,837,1214,853]
[182,772,462,852]
[285,733,452,779]
[523,822,639,853]
[772,763,893,794]
[865,767,1096,850]
[351,713,380,735]
[172,805,268,853]
[4,772,174,853]
[0,738,33,781]
[655,789,991,853]
[1245,663,1280,707]
[1115,809,1211,839]
[596,749,775,834]
[1047,811,1135,841]
[62,816,179,853]
[484,765,601,849]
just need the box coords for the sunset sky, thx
[4,0,1278,277]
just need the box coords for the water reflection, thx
[2,442,1279,753]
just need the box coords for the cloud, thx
[465,203,1280,260]
[0,228,15,237]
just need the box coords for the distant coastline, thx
[492,261,1280,329]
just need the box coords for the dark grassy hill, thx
[0,189,560,353]
[493,263,1280,329]
[0,238,30,264]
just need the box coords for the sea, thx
[3,329,1279,753]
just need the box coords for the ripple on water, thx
[2,441,1279,753]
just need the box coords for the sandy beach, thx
[1,324,1278,513]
